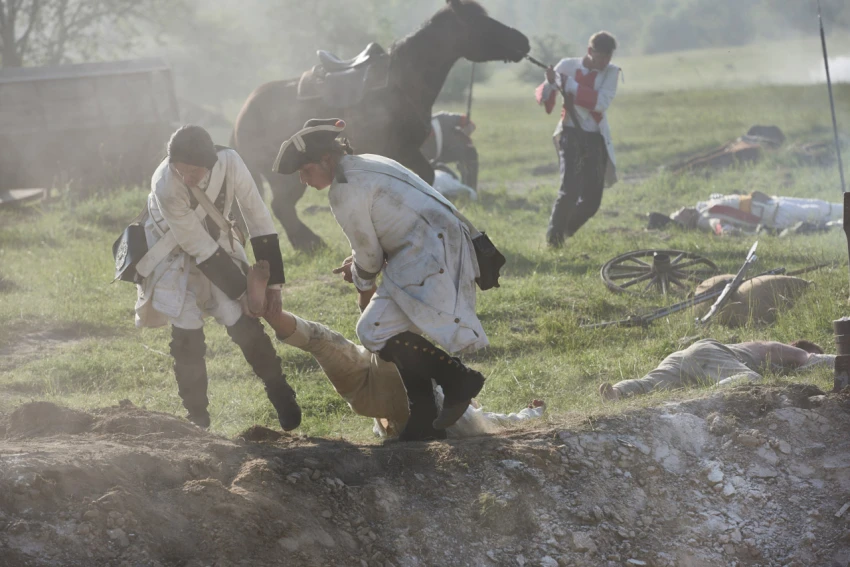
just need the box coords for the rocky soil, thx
[2,385,850,567]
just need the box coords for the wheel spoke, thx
[609,263,651,271]
[619,272,655,289]
[609,270,651,280]
[669,258,705,270]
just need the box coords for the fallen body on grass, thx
[599,338,833,401]
[247,261,545,440]
[661,191,843,235]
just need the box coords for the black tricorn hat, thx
[274,118,346,175]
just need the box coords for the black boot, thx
[431,355,485,430]
[170,326,211,428]
[380,335,446,442]
[227,315,302,431]
[383,332,484,430]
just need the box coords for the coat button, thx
[438,233,444,239]
[454,318,460,323]
[374,322,380,326]
[439,269,444,274]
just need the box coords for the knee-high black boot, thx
[170,326,211,428]
[382,332,485,432]
[227,315,302,431]
[379,335,446,442]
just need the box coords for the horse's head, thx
[443,0,529,63]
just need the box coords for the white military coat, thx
[328,154,489,354]
[537,58,620,187]
[134,149,278,328]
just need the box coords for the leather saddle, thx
[318,42,385,72]
[297,42,390,108]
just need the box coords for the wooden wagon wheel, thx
[601,249,719,296]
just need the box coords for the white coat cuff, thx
[352,270,376,292]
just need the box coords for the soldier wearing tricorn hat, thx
[275,118,489,441]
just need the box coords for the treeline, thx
[3,0,849,110]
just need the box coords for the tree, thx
[0,0,177,68]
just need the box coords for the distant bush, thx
[437,60,494,104]
[515,34,575,84]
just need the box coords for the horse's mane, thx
[390,0,487,54]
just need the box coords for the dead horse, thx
[232,0,529,251]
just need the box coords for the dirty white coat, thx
[135,149,278,329]
[328,154,488,354]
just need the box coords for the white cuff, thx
[267,284,282,290]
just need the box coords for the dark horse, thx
[232,0,530,251]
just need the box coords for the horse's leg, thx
[394,147,435,186]
[268,171,325,251]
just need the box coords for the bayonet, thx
[698,241,759,325]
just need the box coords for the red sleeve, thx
[535,83,557,114]
[574,85,599,110]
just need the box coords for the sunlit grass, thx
[1,81,848,441]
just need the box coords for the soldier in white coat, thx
[536,31,620,247]
[133,125,301,430]
[274,119,489,441]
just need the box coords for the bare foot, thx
[598,383,620,402]
[247,261,270,315]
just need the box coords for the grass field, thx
[2,75,849,441]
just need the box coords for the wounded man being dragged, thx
[245,261,545,439]
[274,118,495,441]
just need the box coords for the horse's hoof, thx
[290,231,325,252]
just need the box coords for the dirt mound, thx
[6,401,93,438]
[2,387,850,567]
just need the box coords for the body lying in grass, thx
[666,191,843,235]
[247,261,545,439]
[599,338,833,401]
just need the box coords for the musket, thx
[466,63,475,120]
[581,263,832,330]
[698,241,759,325]
[581,267,782,330]
[818,0,846,193]
[526,54,583,132]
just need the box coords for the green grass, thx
[1,79,849,441]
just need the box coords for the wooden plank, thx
[0,188,46,207]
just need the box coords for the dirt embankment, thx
[2,386,850,567]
